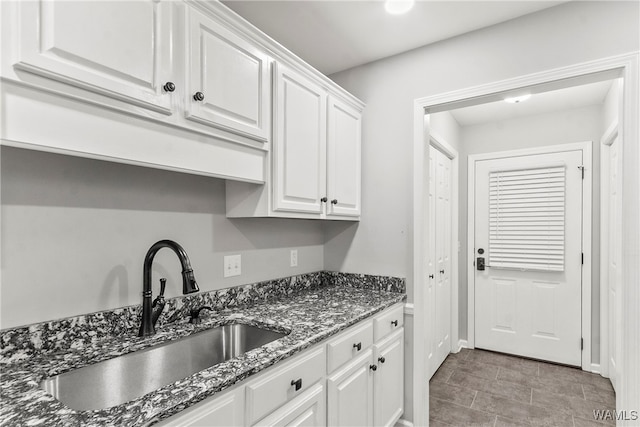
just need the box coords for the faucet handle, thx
[189,306,213,324]
[159,278,166,297]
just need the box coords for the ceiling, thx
[221,0,567,75]
[448,79,615,127]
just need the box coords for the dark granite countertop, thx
[0,275,405,427]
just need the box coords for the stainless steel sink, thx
[41,323,287,411]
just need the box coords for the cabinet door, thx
[273,63,327,215]
[327,349,373,427]
[157,387,244,427]
[253,383,325,427]
[186,6,270,142]
[327,96,362,217]
[14,0,172,114]
[373,328,404,427]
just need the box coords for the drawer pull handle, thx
[193,91,205,101]
[370,364,377,371]
[378,356,386,364]
[353,342,362,351]
[391,320,398,327]
[291,378,302,391]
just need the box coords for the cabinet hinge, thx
[578,166,585,179]
[581,338,584,350]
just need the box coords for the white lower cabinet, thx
[156,386,244,427]
[159,304,404,426]
[373,329,404,427]
[253,383,325,427]
[327,349,374,426]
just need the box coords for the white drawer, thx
[326,320,373,373]
[373,304,404,341]
[245,345,325,425]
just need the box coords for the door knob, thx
[370,364,377,371]
[163,82,175,92]
[353,342,362,351]
[331,199,338,205]
[429,274,434,279]
[321,197,328,203]
[440,269,445,274]
[290,378,302,391]
[378,356,386,364]
[193,91,205,101]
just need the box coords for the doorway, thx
[412,53,639,427]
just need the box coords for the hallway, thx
[429,348,616,426]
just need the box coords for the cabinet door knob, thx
[331,199,338,205]
[369,364,377,371]
[163,82,176,92]
[321,197,328,203]
[378,356,386,364]
[290,378,302,391]
[391,320,398,327]
[353,342,362,351]
[193,91,205,101]
[429,274,434,279]
[440,269,445,274]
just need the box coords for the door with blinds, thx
[474,149,583,366]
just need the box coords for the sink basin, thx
[41,323,288,411]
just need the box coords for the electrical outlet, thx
[290,249,298,267]
[224,254,241,277]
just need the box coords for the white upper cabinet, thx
[327,96,362,218]
[226,64,363,221]
[273,63,327,214]
[14,0,173,114]
[186,6,270,142]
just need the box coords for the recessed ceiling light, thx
[385,0,415,15]
[504,94,532,104]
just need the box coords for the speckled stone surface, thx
[0,272,405,427]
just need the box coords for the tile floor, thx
[429,348,616,427]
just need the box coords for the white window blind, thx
[489,165,566,271]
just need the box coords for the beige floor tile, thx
[472,391,574,426]
[443,358,500,381]
[538,364,614,392]
[448,370,532,404]
[430,396,496,427]
[531,389,616,426]
[432,366,454,384]
[430,381,477,407]
[498,366,585,399]
[468,349,540,376]
[582,383,615,407]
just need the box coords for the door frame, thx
[428,130,460,367]
[411,52,639,427]
[467,142,593,369]
[599,118,620,379]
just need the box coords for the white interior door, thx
[428,147,452,378]
[474,150,583,366]
[607,135,621,391]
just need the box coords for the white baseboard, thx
[590,363,601,374]
[404,303,414,316]
[456,339,468,352]
[395,418,414,427]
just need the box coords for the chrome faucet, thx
[139,240,199,337]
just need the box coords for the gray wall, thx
[0,147,324,328]
[327,1,639,303]
[328,1,638,421]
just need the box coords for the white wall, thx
[457,104,605,361]
[0,147,324,329]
